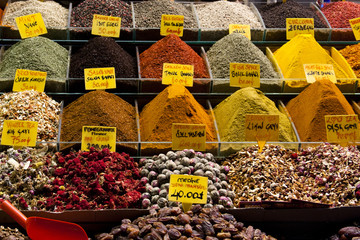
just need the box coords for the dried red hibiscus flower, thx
[42,148,144,211]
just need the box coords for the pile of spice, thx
[274,34,350,79]
[321,2,360,28]
[195,1,262,29]
[134,0,197,28]
[330,226,360,240]
[339,43,360,78]
[140,85,216,142]
[225,144,360,207]
[60,91,137,150]
[0,147,52,210]
[2,0,68,29]
[0,91,60,143]
[286,79,354,142]
[0,226,29,239]
[140,34,209,79]
[214,88,297,142]
[139,149,234,209]
[70,0,132,28]
[258,0,327,28]
[37,148,144,211]
[94,205,276,240]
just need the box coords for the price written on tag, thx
[160,14,184,37]
[15,13,47,39]
[162,63,194,87]
[303,64,336,83]
[229,63,260,88]
[349,17,360,41]
[1,120,38,147]
[229,24,251,40]
[92,14,121,38]
[325,115,358,143]
[13,69,46,92]
[81,126,116,151]
[84,67,116,90]
[172,123,206,151]
[286,18,314,40]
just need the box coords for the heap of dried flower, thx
[225,144,360,207]
[39,148,144,211]
[0,225,29,239]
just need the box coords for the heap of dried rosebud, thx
[38,148,145,211]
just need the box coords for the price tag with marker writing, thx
[245,114,279,152]
[230,63,260,88]
[160,14,184,37]
[349,17,360,41]
[162,63,194,87]
[13,69,46,92]
[304,64,336,83]
[286,18,314,40]
[1,120,38,147]
[325,115,358,145]
[92,14,121,38]
[169,174,208,212]
[15,13,47,39]
[229,24,251,40]
[172,123,206,151]
[81,126,116,151]
[84,67,116,90]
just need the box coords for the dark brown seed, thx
[192,217,204,225]
[159,208,172,217]
[146,218,159,224]
[246,226,255,239]
[177,213,191,225]
[201,220,215,236]
[127,227,139,238]
[171,207,182,216]
[159,216,177,223]
[339,227,360,238]
[213,223,227,230]
[168,228,182,240]
[139,224,152,236]
[217,232,231,238]
[184,224,193,236]
[205,237,219,240]
[110,226,121,236]
[222,227,238,234]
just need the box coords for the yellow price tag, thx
[349,17,360,41]
[172,123,206,151]
[286,18,314,40]
[245,114,279,152]
[84,67,116,90]
[15,13,47,39]
[169,174,208,212]
[13,69,46,92]
[162,63,194,87]
[229,63,260,88]
[229,24,251,40]
[325,115,358,144]
[303,64,336,83]
[1,120,38,147]
[81,126,116,151]
[160,14,184,37]
[92,14,121,38]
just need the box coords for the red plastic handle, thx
[0,200,27,229]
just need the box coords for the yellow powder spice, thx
[274,34,350,79]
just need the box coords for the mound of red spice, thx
[322,1,360,28]
[39,148,144,211]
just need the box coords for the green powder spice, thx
[0,37,68,80]
[214,87,297,142]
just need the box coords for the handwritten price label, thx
[303,64,336,83]
[13,69,46,92]
[92,14,121,38]
[1,120,38,147]
[325,115,358,144]
[229,63,260,88]
[349,17,360,41]
[172,123,206,151]
[15,13,47,39]
[169,174,208,212]
[160,14,184,37]
[162,63,194,87]
[81,126,116,151]
[84,67,116,90]
[229,24,251,40]
[286,18,314,40]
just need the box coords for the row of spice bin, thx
[0,43,358,93]
[0,1,357,41]
[2,93,360,158]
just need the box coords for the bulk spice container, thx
[1,0,360,240]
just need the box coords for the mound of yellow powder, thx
[274,34,350,79]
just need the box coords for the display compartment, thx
[0,0,69,40]
[253,2,331,41]
[67,44,139,93]
[137,45,211,93]
[209,46,284,93]
[68,3,134,40]
[197,2,265,41]
[133,2,200,41]
[0,44,70,93]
